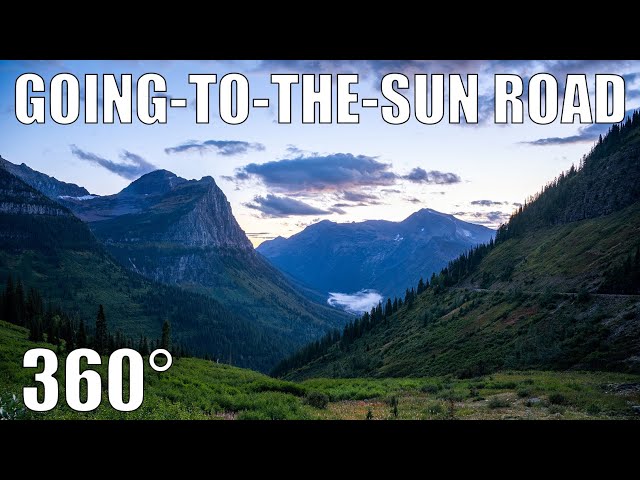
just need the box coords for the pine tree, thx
[15,279,25,326]
[385,298,393,318]
[3,275,16,323]
[142,336,150,356]
[94,305,108,355]
[46,314,60,345]
[161,320,171,351]
[77,319,87,348]
[28,315,43,342]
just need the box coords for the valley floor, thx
[1,320,638,420]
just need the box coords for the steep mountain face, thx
[56,169,350,343]
[0,167,329,372]
[258,209,494,299]
[275,115,640,380]
[502,111,640,235]
[0,168,275,368]
[0,155,91,200]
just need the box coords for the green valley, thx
[1,321,638,420]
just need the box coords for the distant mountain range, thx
[258,209,494,301]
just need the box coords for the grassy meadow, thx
[1,320,638,420]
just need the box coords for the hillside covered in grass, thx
[1,321,638,420]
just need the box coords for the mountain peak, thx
[119,169,185,197]
[258,207,494,298]
[198,175,217,185]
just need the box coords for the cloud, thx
[165,139,265,156]
[233,153,396,194]
[244,194,330,218]
[340,191,377,202]
[327,289,383,314]
[405,197,422,204]
[70,145,155,180]
[403,167,461,184]
[453,210,511,225]
[329,207,347,215]
[521,134,597,146]
[255,61,640,123]
[513,202,523,207]
[245,232,277,240]
[471,199,505,206]
[522,108,638,146]
[285,144,307,156]
[339,191,381,204]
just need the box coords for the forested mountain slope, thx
[274,112,640,379]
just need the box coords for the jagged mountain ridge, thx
[258,209,494,299]
[0,155,90,199]
[71,170,253,249]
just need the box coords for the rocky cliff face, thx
[0,167,73,217]
[85,172,253,251]
[0,167,97,250]
[0,155,90,200]
[168,178,253,249]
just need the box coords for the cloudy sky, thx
[1,60,639,245]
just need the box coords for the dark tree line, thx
[1,275,187,357]
[271,279,430,376]
[497,110,640,242]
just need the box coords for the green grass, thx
[2,321,638,420]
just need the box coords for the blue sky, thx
[1,60,639,245]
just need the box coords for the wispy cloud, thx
[453,210,511,226]
[521,134,598,146]
[329,206,347,215]
[471,199,505,206]
[245,232,277,240]
[165,139,265,156]
[244,194,330,218]
[403,167,461,185]
[339,191,381,204]
[522,109,638,146]
[70,145,155,180]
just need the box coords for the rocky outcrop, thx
[164,178,253,250]
[0,167,73,217]
[85,172,253,251]
[0,202,69,216]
